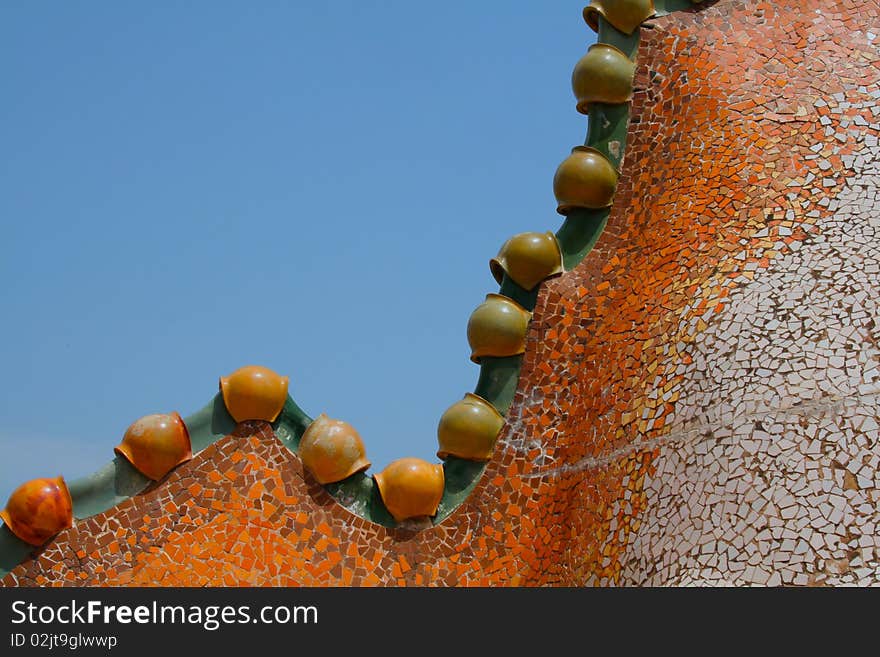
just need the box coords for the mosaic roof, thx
[4,0,880,586]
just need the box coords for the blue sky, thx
[0,2,595,504]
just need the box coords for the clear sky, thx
[0,2,596,504]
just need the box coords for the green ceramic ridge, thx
[0,528,32,578]
[332,15,643,527]
[433,15,641,526]
[1,3,699,574]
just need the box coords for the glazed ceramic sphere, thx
[572,43,635,114]
[553,146,619,214]
[467,294,532,363]
[437,393,504,461]
[299,414,371,484]
[490,231,564,291]
[114,412,192,481]
[220,365,289,423]
[583,0,655,35]
[0,477,73,546]
[374,458,445,522]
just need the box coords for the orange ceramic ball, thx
[374,458,445,522]
[115,412,192,481]
[1,476,73,546]
[299,414,371,484]
[220,365,289,423]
